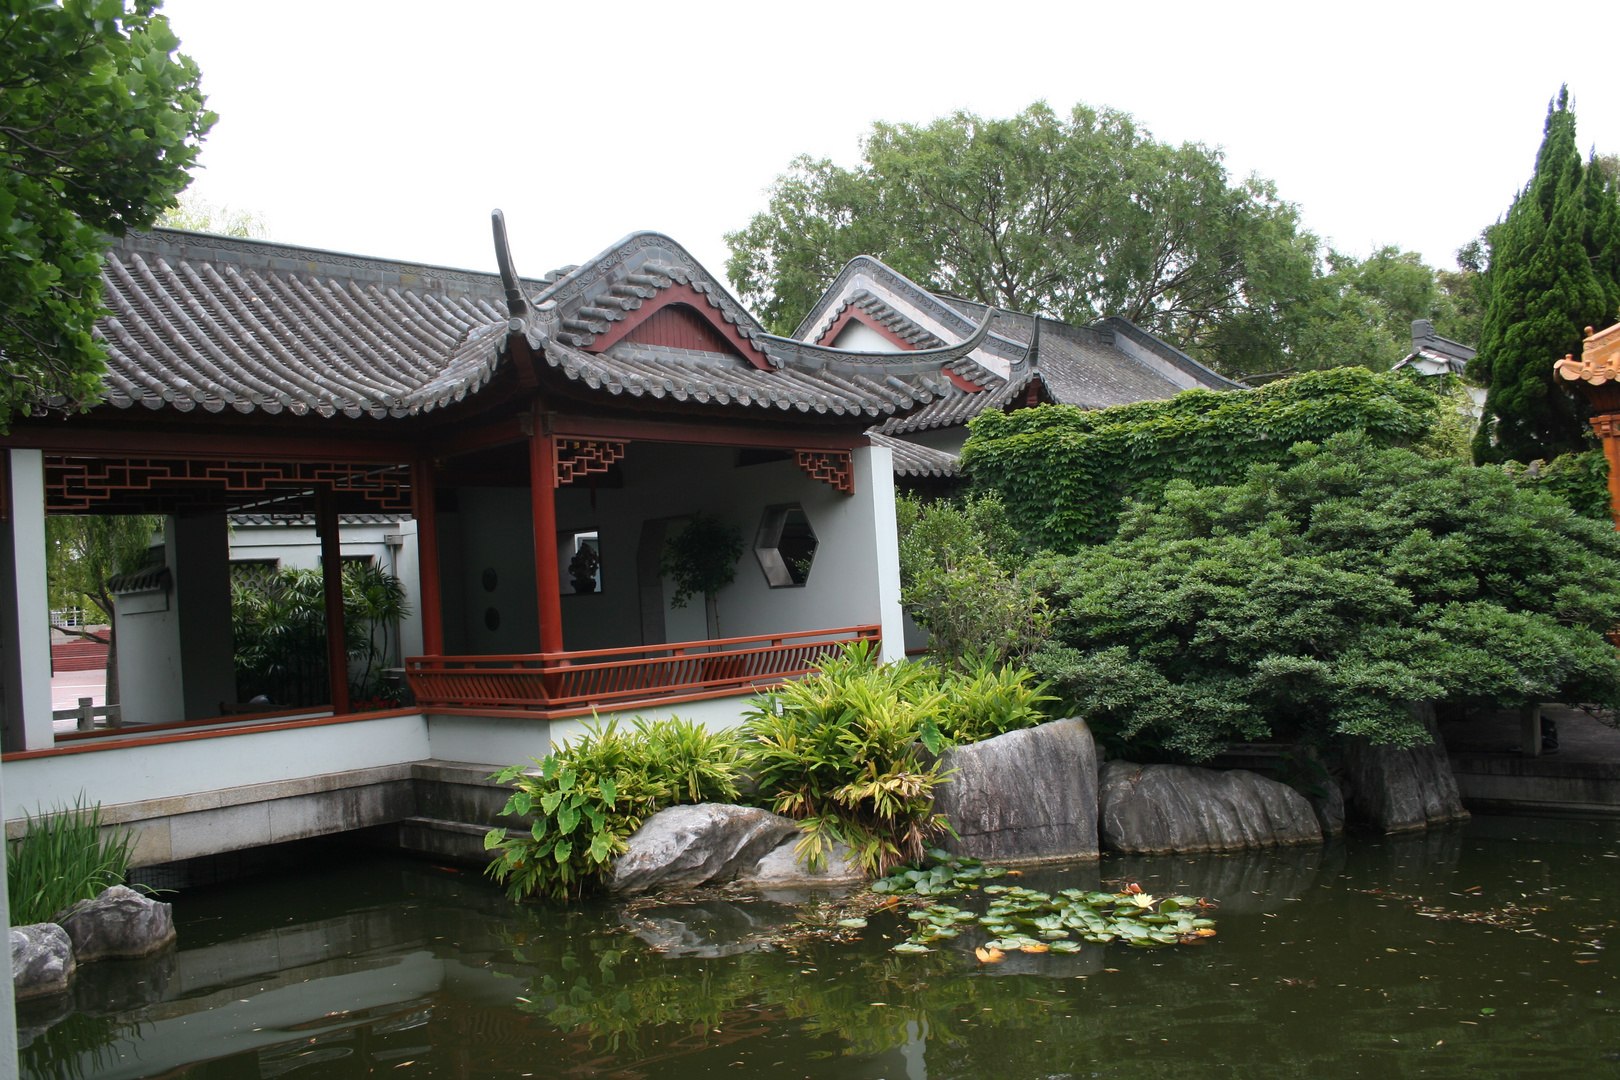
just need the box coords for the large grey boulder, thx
[1343,702,1469,832]
[734,835,865,887]
[610,804,796,893]
[1309,778,1346,837]
[56,885,176,962]
[930,718,1099,864]
[1099,761,1322,854]
[11,923,75,1000]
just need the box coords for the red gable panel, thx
[585,282,763,366]
[622,304,743,357]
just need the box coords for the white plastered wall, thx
[0,449,52,751]
[116,515,236,724]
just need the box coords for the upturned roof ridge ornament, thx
[1554,322,1620,385]
[491,209,528,321]
[757,307,1002,373]
[1027,310,1041,371]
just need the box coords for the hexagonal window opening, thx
[755,505,818,588]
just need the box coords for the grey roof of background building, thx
[789,256,1241,442]
[1395,318,1477,376]
[229,513,407,526]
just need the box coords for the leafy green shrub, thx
[962,367,1441,550]
[1030,431,1620,761]
[633,716,744,804]
[897,494,1049,666]
[659,513,744,609]
[484,719,742,902]
[1503,449,1612,521]
[742,642,951,875]
[7,798,133,925]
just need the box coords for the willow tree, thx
[46,515,160,706]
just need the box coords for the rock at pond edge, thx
[1099,761,1323,854]
[929,718,1100,864]
[1342,701,1469,832]
[56,885,176,962]
[734,835,865,887]
[11,922,75,1000]
[610,804,796,893]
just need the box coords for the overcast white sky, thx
[161,0,1619,294]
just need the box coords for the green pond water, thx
[21,815,1620,1080]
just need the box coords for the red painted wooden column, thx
[529,412,565,654]
[411,456,444,654]
[315,488,351,714]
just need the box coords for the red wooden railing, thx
[404,625,880,713]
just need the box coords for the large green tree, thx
[725,101,1324,375]
[0,0,214,429]
[1284,246,1456,374]
[1471,88,1620,464]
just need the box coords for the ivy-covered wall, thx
[961,369,1440,551]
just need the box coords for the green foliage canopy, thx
[232,562,411,706]
[962,368,1440,551]
[0,0,215,428]
[1029,433,1620,762]
[1471,88,1620,464]
[46,512,157,623]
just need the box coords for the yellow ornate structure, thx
[1555,322,1620,528]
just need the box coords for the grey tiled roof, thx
[869,432,960,478]
[98,230,516,418]
[1395,319,1477,375]
[875,372,1029,435]
[89,227,1005,426]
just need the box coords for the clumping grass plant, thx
[741,642,1055,877]
[7,798,133,925]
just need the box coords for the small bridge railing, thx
[405,624,880,713]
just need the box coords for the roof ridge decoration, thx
[1555,322,1620,385]
[491,209,528,319]
[754,308,1002,375]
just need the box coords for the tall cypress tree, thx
[1584,154,1620,323]
[1472,89,1619,464]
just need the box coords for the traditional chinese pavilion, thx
[0,213,1223,866]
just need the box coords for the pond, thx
[22,815,1620,1080]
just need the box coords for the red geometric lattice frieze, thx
[795,450,854,494]
[44,455,413,512]
[554,439,626,488]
